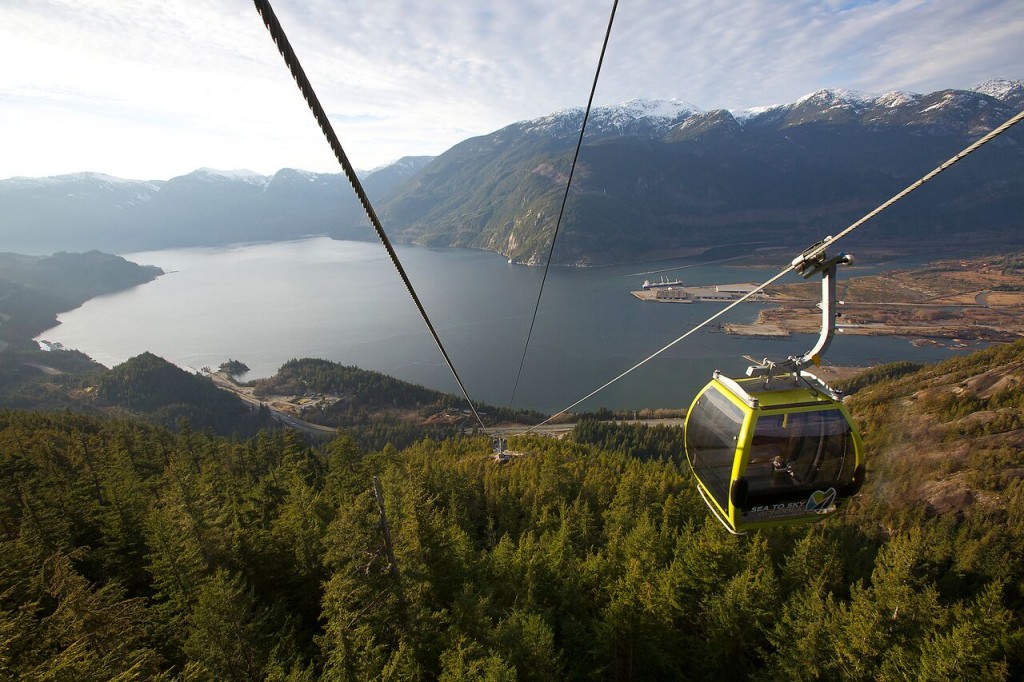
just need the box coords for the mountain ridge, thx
[378,78,1023,264]
[0,157,435,254]
[2,79,1021,263]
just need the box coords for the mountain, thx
[3,80,1022,264]
[0,157,434,255]
[0,173,164,254]
[379,79,1024,264]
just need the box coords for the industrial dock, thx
[630,282,770,304]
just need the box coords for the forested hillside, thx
[0,251,166,416]
[251,358,545,451]
[254,358,452,408]
[96,352,273,435]
[0,251,162,350]
[1,347,543,451]
[4,337,1024,680]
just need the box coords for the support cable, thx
[253,0,485,429]
[508,0,620,408]
[529,106,1024,430]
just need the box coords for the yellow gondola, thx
[685,371,865,533]
[684,241,865,533]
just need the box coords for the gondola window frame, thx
[686,384,748,512]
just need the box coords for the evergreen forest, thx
[4,338,1024,680]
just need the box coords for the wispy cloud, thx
[1,0,1020,180]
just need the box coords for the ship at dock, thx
[631,282,770,304]
[641,276,684,290]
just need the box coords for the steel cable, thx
[253,0,485,429]
[508,0,620,408]
[529,106,1024,430]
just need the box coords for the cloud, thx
[1,0,1020,180]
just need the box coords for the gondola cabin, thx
[685,371,864,534]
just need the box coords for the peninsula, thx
[727,253,1024,343]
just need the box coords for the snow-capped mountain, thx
[1,172,163,201]
[190,168,271,189]
[523,99,702,139]
[2,80,1022,263]
[733,81,1024,132]
[379,80,1024,265]
[973,78,1024,103]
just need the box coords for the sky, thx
[1,0,1021,181]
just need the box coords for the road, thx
[475,418,687,439]
[208,369,690,440]
[207,371,337,437]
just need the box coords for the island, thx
[218,359,251,376]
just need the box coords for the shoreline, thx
[699,254,1024,346]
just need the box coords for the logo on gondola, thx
[807,487,837,513]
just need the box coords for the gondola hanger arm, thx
[746,241,852,382]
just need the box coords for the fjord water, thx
[39,238,970,414]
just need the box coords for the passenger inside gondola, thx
[745,409,854,496]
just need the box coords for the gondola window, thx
[746,409,853,495]
[686,387,745,510]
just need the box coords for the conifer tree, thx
[183,569,280,681]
